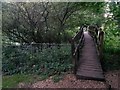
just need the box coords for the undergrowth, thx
[2,44,73,76]
[102,46,120,71]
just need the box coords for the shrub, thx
[2,44,73,76]
[102,46,120,71]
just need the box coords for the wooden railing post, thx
[88,26,104,61]
[71,39,75,57]
[74,53,78,74]
[71,39,76,74]
[77,47,80,62]
[99,30,104,60]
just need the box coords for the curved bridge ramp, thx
[76,31,105,81]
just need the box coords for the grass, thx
[2,74,41,88]
[2,74,65,88]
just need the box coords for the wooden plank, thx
[78,65,102,69]
[76,71,105,81]
[77,67,103,72]
[79,61,102,66]
[77,69,104,78]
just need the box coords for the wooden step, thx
[78,65,102,70]
[77,67,103,72]
[76,69,105,81]
[79,63,102,67]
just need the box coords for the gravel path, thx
[105,70,119,89]
[31,74,106,88]
[18,70,119,89]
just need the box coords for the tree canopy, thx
[2,2,106,44]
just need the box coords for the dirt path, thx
[105,70,119,89]
[18,70,119,89]
[31,74,106,88]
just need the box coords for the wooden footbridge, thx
[71,25,105,81]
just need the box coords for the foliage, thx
[104,20,120,48]
[52,74,63,83]
[109,2,120,28]
[103,2,120,71]
[2,2,105,44]
[2,2,120,86]
[103,47,120,71]
[2,44,73,76]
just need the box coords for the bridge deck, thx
[76,31,105,81]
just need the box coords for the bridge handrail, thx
[73,32,84,56]
[71,26,84,74]
[88,26,104,60]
